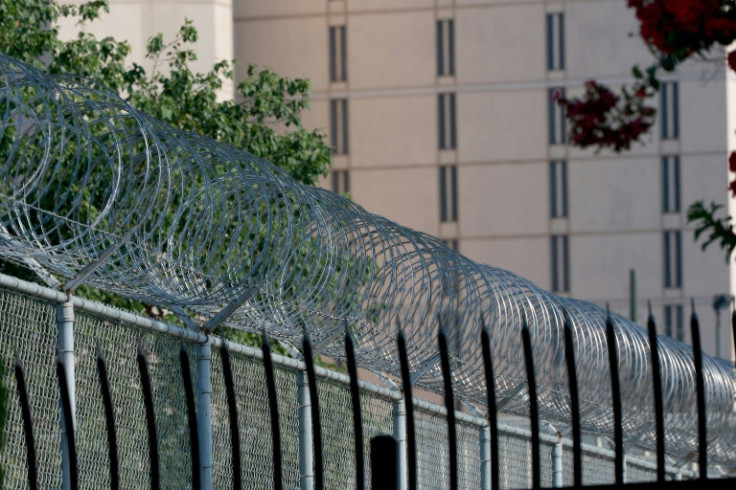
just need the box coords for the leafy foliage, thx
[0,0,330,185]
[0,0,334,346]
[688,201,736,261]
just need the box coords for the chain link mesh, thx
[75,309,196,489]
[498,430,532,489]
[0,288,61,489]
[315,375,393,488]
[0,286,702,489]
[582,449,615,485]
[457,421,481,488]
[414,406,450,489]
[210,348,301,489]
[625,459,657,483]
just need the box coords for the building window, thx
[331,169,349,194]
[438,93,456,150]
[549,160,568,218]
[329,25,347,82]
[662,155,680,213]
[330,99,349,155]
[664,305,684,341]
[437,19,455,77]
[442,239,458,251]
[663,230,682,289]
[439,165,458,222]
[661,82,679,140]
[551,235,569,292]
[549,88,566,145]
[546,12,565,71]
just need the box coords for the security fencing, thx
[0,274,700,489]
[3,53,736,474]
[1,52,736,489]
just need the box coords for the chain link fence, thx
[0,284,696,488]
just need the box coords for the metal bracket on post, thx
[624,421,654,452]
[57,298,75,490]
[375,371,399,391]
[495,382,526,412]
[312,325,345,357]
[0,224,62,289]
[297,371,314,490]
[63,236,130,293]
[201,287,257,332]
[393,398,407,490]
[409,353,439,386]
[560,406,598,439]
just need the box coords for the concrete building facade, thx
[66,0,733,359]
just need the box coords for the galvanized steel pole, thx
[480,425,491,490]
[552,439,563,488]
[393,399,407,490]
[57,299,75,490]
[298,371,314,490]
[196,342,213,490]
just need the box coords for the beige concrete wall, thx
[235,16,328,91]
[459,162,548,236]
[569,232,663,302]
[461,237,550,287]
[456,4,545,84]
[565,0,652,79]
[458,90,547,163]
[351,167,438,235]
[349,11,435,90]
[347,0,433,13]
[568,157,661,233]
[350,96,437,167]
[235,0,326,19]
[680,80,729,154]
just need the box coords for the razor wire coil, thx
[0,53,735,467]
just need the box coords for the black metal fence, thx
[7,294,736,489]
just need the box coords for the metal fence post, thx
[393,399,407,490]
[196,342,213,490]
[480,424,491,490]
[57,299,75,490]
[298,371,314,490]
[622,455,628,484]
[552,439,563,488]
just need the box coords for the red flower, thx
[729,179,736,196]
[728,51,736,73]
[729,151,736,173]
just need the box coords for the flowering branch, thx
[554,78,656,152]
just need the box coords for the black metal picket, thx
[645,304,665,484]
[179,344,200,490]
[56,351,78,490]
[604,311,624,486]
[261,334,283,490]
[220,341,243,490]
[95,343,119,490]
[9,304,736,489]
[14,351,37,490]
[345,327,365,490]
[136,342,160,490]
[562,316,582,488]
